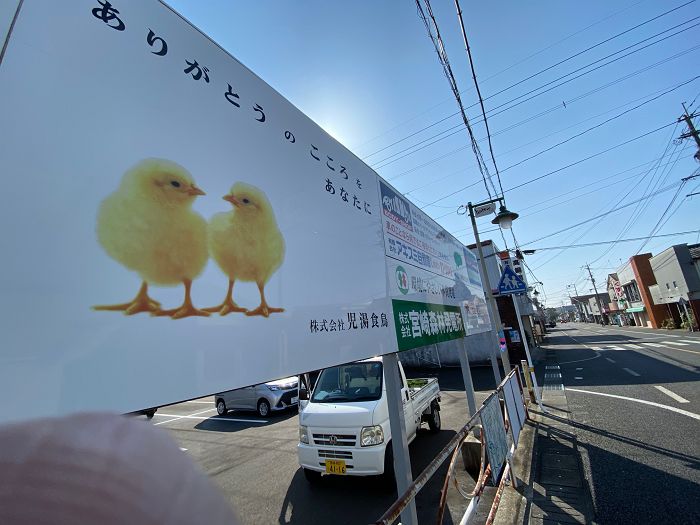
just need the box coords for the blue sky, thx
[167,0,700,307]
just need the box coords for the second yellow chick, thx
[206,182,285,317]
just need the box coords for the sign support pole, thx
[383,352,418,525]
[457,337,478,417]
[512,295,544,411]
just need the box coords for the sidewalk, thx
[493,345,596,525]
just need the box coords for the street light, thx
[466,197,519,381]
[491,205,519,230]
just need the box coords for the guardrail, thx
[374,367,529,525]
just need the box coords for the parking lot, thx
[139,366,500,524]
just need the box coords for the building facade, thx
[648,244,700,328]
[616,254,666,328]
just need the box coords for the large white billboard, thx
[0,0,489,423]
[0,0,400,422]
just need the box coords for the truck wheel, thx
[428,406,441,432]
[303,468,322,485]
[216,399,227,416]
[257,399,271,417]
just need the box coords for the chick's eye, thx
[242,198,250,204]
[170,180,181,188]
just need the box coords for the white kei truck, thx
[297,357,441,483]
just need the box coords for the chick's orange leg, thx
[245,283,285,318]
[203,280,247,315]
[154,279,210,319]
[93,281,161,315]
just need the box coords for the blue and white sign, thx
[497,265,527,295]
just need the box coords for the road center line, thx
[622,367,641,377]
[566,388,700,421]
[625,343,643,349]
[678,339,700,344]
[664,341,689,346]
[654,386,690,404]
[605,357,616,363]
[641,342,663,348]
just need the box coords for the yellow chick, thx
[206,182,285,317]
[94,158,210,319]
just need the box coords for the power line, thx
[415,0,497,198]
[363,1,696,161]
[402,77,699,199]
[520,181,684,246]
[421,120,677,209]
[385,44,700,180]
[527,230,700,251]
[351,0,648,155]
[454,0,505,199]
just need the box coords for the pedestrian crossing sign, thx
[497,265,527,295]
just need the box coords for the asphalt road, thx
[139,366,501,525]
[548,323,700,525]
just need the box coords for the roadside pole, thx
[512,295,544,411]
[456,338,478,417]
[468,203,506,383]
[383,352,418,525]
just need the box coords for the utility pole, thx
[679,103,700,152]
[585,264,605,325]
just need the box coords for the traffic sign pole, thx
[512,294,544,411]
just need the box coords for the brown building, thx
[615,254,666,328]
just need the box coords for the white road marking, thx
[566,388,700,421]
[574,377,583,380]
[184,400,215,404]
[576,367,583,370]
[591,347,603,351]
[654,386,690,404]
[154,413,267,424]
[608,346,624,350]
[154,407,217,426]
[664,341,689,346]
[656,346,700,355]
[622,367,641,377]
[180,447,188,451]
[605,328,676,338]
[625,344,643,349]
[678,339,700,344]
[605,357,616,363]
[641,342,663,348]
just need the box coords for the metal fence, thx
[375,367,529,525]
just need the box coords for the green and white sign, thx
[392,299,466,351]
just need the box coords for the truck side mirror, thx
[299,388,309,401]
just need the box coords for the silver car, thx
[215,376,299,417]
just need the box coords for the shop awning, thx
[626,306,645,313]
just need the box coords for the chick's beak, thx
[187,185,206,196]
[223,194,241,207]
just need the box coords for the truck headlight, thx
[361,425,384,447]
[268,385,280,391]
[299,425,309,444]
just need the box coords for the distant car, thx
[215,376,299,417]
[547,321,556,328]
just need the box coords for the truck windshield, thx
[310,362,383,403]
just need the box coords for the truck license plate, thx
[325,459,346,475]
